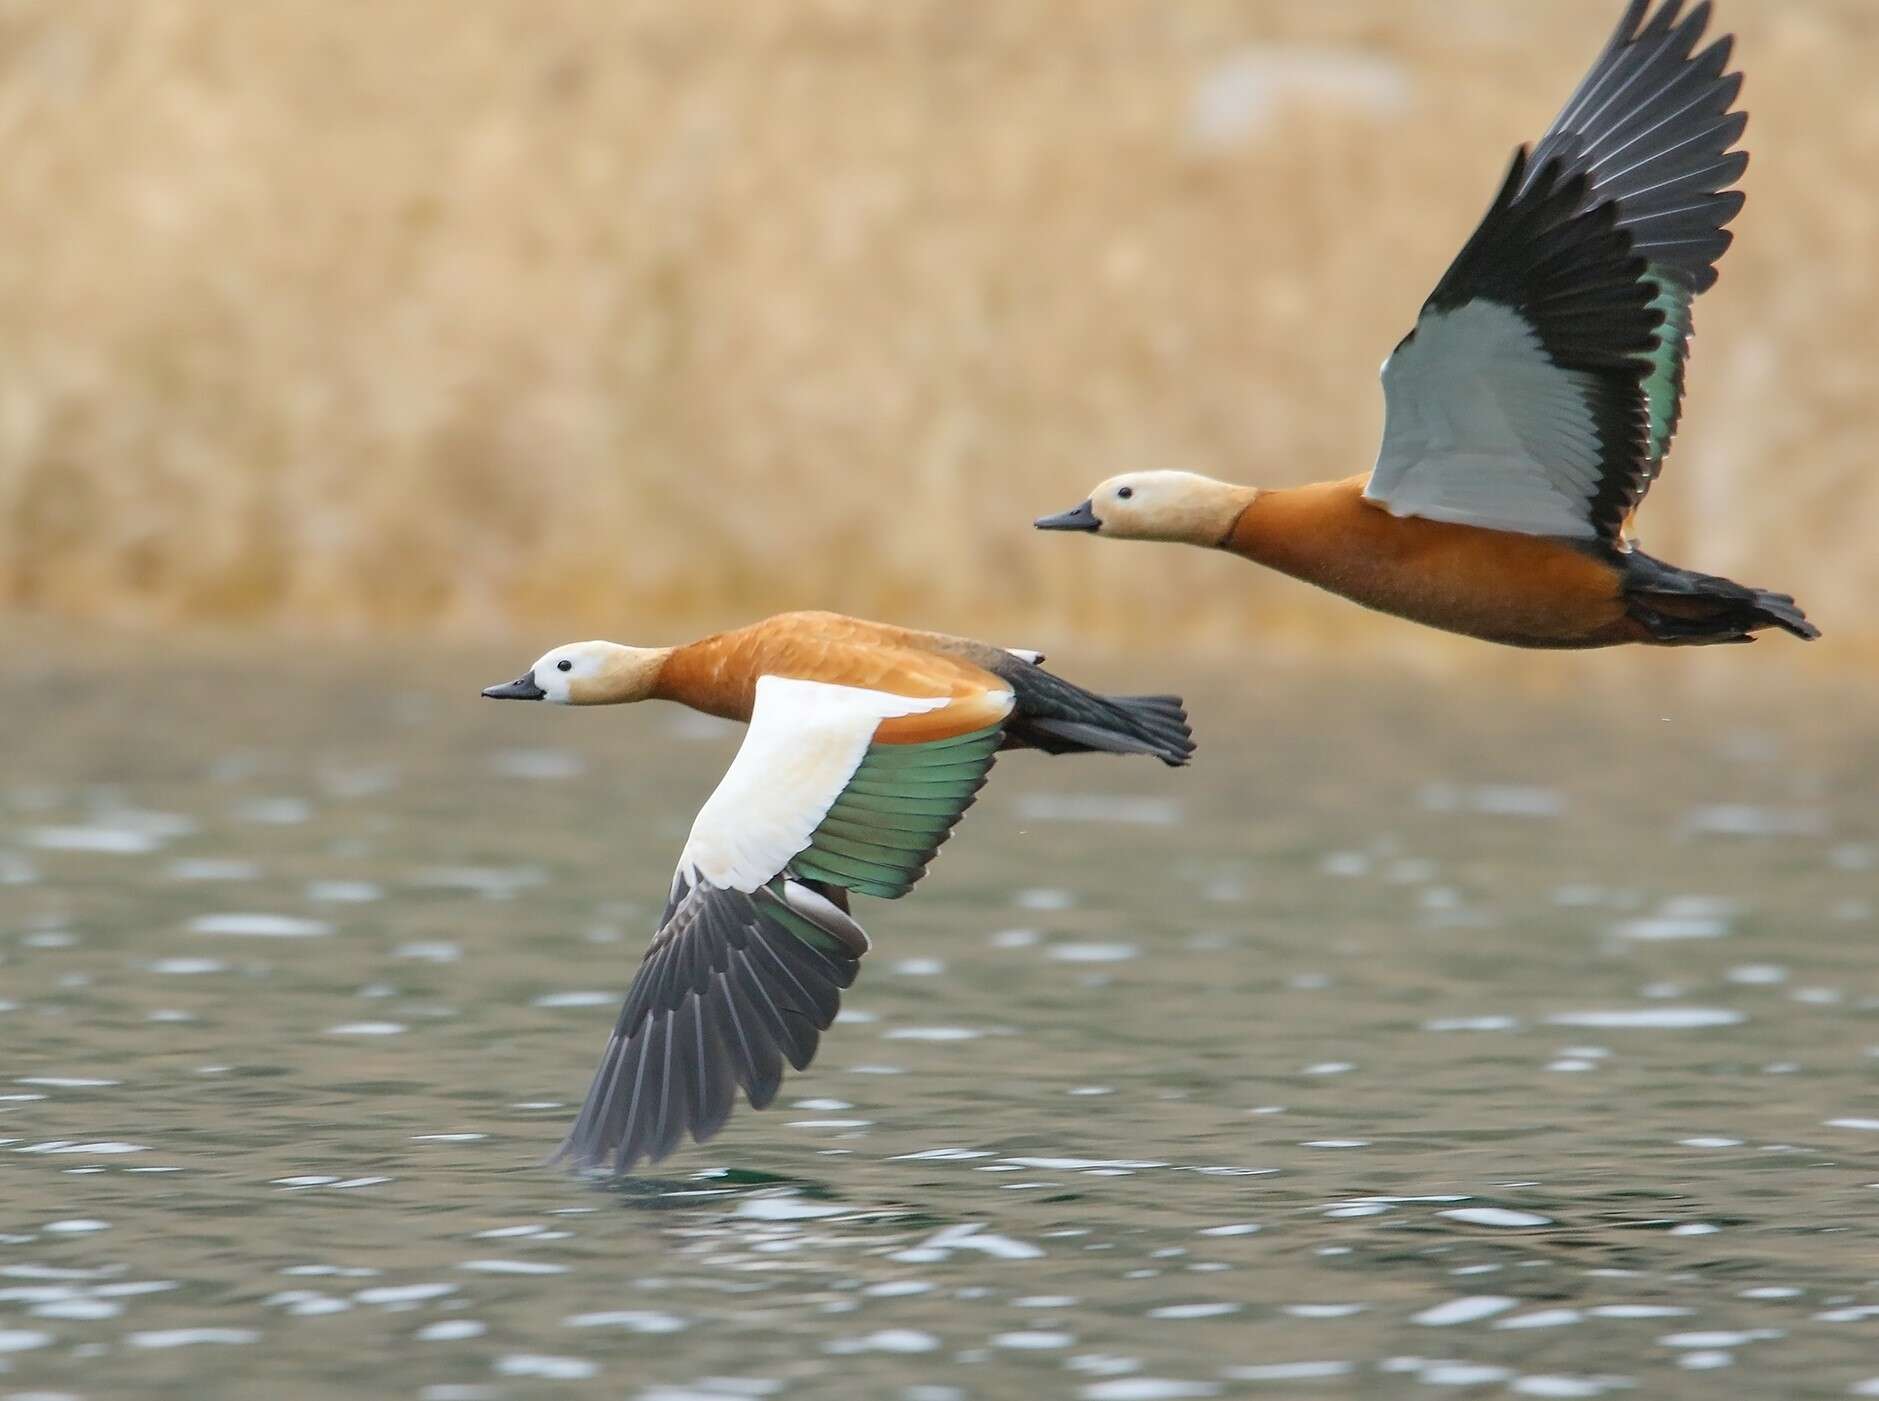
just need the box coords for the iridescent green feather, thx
[790,724,1003,900]
[1641,269,1694,469]
[762,892,855,958]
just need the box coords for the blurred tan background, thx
[2,0,1874,656]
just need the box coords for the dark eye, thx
[1117,486,1134,500]
[556,659,573,673]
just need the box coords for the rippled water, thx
[3,636,1876,1399]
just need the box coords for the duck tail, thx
[1098,694,1199,766]
[1622,553,1820,645]
[993,659,1196,766]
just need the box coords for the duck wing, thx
[1363,1,1745,544]
[555,673,1011,1175]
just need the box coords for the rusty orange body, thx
[654,612,1018,741]
[1225,476,1647,649]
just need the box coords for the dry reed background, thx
[2,0,1875,654]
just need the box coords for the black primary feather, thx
[1524,0,1749,478]
[1526,0,1746,297]
[553,873,866,1176]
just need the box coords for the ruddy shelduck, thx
[482,610,1193,1175]
[1038,0,1817,649]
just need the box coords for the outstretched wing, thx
[1528,0,1746,472]
[1364,1,1746,543]
[556,674,1010,1175]
[1365,152,1660,542]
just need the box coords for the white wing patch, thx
[678,676,953,893]
[1364,300,1606,540]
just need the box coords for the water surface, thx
[2,638,1875,1398]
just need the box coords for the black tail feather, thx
[994,663,1196,766]
[1623,551,1820,645]
[1744,589,1819,641]
[1020,717,1170,762]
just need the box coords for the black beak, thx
[482,671,546,701]
[1034,499,1100,533]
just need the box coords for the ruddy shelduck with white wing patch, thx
[1038,0,1816,649]
[483,610,1193,1175]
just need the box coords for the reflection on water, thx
[1,636,1876,1398]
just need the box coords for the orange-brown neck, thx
[653,633,760,721]
[1223,476,1386,585]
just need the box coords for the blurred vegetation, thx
[1,1,1873,653]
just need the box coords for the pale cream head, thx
[481,640,670,706]
[1036,471,1257,545]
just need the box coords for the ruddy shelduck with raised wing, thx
[482,610,1193,1175]
[1038,0,1817,649]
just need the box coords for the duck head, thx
[482,641,671,705]
[1036,471,1257,546]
